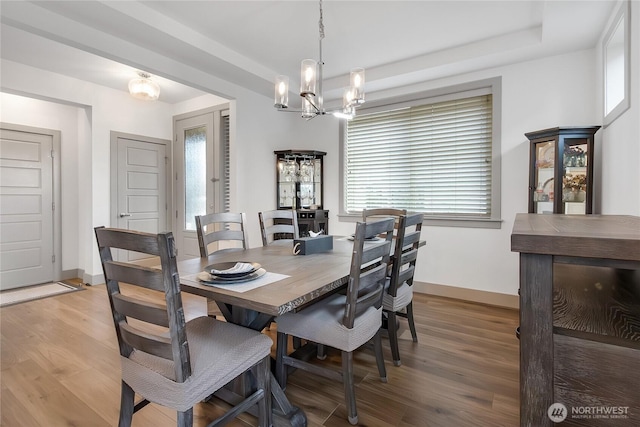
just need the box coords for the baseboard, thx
[84,272,104,286]
[414,281,519,309]
[61,268,82,281]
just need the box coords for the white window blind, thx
[222,112,230,212]
[344,94,493,218]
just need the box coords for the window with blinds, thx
[344,90,498,222]
[222,111,230,212]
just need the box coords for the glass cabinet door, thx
[562,140,589,214]
[275,150,325,210]
[526,126,599,215]
[277,158,297,209]
[533,140,555,214]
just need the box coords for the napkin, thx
[210,262,254,275]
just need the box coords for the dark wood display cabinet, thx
[525,126,600,214]
[274,150,328,236]
[512,214,639,426]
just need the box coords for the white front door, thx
[0,126,57,290]
[174,111,223,259]
[112,133,169,262]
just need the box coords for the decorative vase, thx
[563,189,575,202]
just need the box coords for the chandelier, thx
[274,0,365,120]
[128,72,160,101]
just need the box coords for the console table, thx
[511,214,639,426]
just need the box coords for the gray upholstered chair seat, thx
[382,278,413,312]
[276,293,382,353]
[122,316,272,412]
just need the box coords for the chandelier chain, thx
[318,0,325,40]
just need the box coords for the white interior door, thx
[112,133,169,262]
[0,126,56,290]
[174,111,221,259]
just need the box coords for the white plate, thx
[197,268,267,285]
[204,261,261,278]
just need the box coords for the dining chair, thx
[362,207,407,238]
[274,218,395,425]
[94,227,272,427]
[383,212,423,366]
[195,212,249,257]
[258,209,299,246]
[362,207,407,222]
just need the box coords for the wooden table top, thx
[511,213,640,261]
[179,238,357,317]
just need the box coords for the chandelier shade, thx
[274,0,364,120]
[128,72,160,101]
[349,68,365,105]
[300,59,318,96]
[275,75,290,108]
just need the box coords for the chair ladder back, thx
[118,321,173,359]
[207,229,246,245]
[400,229,421,250]
[196,212,249,257]
[265,224,296,235]
[388,213,423,297]
[259,210,299,246]
[396,260,416,287]
[103,262,166,292]
[343,219,395,329]
[95,227,192,383]
[355,263,388,309]
[157,231,191,382]
[112,293,169,327]
[360,243,392,266]
[362,208,407,222]
[363,208,407,237]
[96,227,162,255]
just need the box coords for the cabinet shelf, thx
[553,263,640,348]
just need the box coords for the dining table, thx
[178,237,359,427]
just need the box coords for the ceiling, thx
[0,0,616,105]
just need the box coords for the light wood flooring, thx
[1,281,520,426]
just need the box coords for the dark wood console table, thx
[511,214,639,426]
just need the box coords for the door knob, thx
[119,213,132,217]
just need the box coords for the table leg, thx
[520,253,554,427]
[213,301,308,427]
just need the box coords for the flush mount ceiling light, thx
[274,0,364,120]
[128,72,160,101]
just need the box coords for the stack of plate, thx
[347,234,381,242]
[198,261,265,284]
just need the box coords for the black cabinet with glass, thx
[525,126,600,214]
[275,150,328,236]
